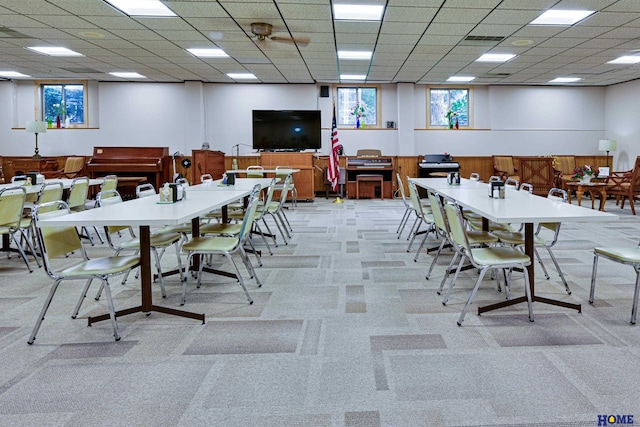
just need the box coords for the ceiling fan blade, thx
[270,35,310,47]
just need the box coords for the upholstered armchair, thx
[492,155,519,182]
[42,156,86,179]
[605,156,640,215]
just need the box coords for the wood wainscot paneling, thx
[260,152,316,200]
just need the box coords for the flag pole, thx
[329,98,343,204]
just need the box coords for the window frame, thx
[335,84,382,129]
[427,86,473,129]
[36,80,88,128]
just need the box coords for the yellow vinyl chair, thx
[406,180,435,254]
[78,190,183,316]
[0,187,39,272]
[66,176,96,245]
[491,188,571,295]
[181,184,263,305]
[275,166,297,208]
[28,201,140,343]
[247,165,264,178]
[443,202,533,326]
[24,181,64,259]
[261,174,293,244]
[590,241,640,324]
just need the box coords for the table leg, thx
[575,188,584,207]
[87,224,205,326]
[598,189,606,211]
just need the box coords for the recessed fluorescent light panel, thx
[549,77,581,83]
[27,46,83,57]
[227,73,257,80]
[447,76,475,82]
[333,4,384,21]
[104,0,176,17]
[607,56,640,64]
[340,74,367,80]
[186,48,229,58]
[530,9,595,26]
[109,72,146,78]
[338,51,372,60]
[476,53,516,63]
[0,71,31,78]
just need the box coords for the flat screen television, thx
[252,110,321,151]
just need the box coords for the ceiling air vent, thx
[0,27,30,38]
[459,35,505,47]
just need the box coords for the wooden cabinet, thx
[3,157,59,181]
[260,152,315,201]
[192,150,225,183]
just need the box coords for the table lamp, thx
[26,120,47,159]
[598,139,617,169]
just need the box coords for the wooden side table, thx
[566,181,607,211]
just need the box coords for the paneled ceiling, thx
[1,0,640,86]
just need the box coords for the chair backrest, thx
[275,174,292,207]
[11,175,27,183]
[489,176,502,182]
[408,180,426,218]
[247,165,264,178]
[67,176,90,210]
[444,202,470,254]
[356,149,381,157]
[97,190,129,235]
[505,178,519,189]
[36,181,64,213]
[33,201,87,275]
[258,178,278,217]
[518,157,555,196]
[136,183,156,198]
[396,173,410,208]
[0,187,27,229]
[275,166,294,183]
[547,187,568,202]
[519,182,534,193]
[238,184,263,242]
[62,157,85,177]
[175,177,189,185]
[200,173,213,183]
[493,156,516,175]
[469,173,480,181]
[538,188,567,235]
[100,174,118,191]
[427,190,448,235]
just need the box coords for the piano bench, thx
[356,174,384,200]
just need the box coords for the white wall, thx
[0,79,626,163]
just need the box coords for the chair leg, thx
[544,246,571,294]
[10,233,34,272]
[437,251,459,295]
[72,278,94,319]
[239,246,262,287]
[457,267,490,326]
[589,253,599,304]
[28,279,62,344]
[631,267,640,324]
[396,208,410,235]
[224,253,254,304]
[426,239,448,279]
[98,277,121,341]
[442,254,466,304]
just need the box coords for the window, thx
[428,87,470,128]
[336,86,379,127]
[39,82,87,127]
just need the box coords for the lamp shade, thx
[598,139,617,152]
[26,120,47,134]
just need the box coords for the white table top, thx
[410,177,618,224]
[188,178,274,191]
[0,178,103,194]
[38,189,250,228]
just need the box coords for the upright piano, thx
[418,154,460,178]
[346,155,395,199]
[86,146,170,193]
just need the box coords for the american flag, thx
[328,104,340,192]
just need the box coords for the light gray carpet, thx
[0,195,638,426]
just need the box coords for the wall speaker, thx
[320,85,329,97]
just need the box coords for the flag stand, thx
[333,196,343,204]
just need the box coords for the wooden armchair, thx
[42,156,86,179]
[553,155,577,189]
[518,157,556,196]
[605,156,640,215]
[493,155,519,181]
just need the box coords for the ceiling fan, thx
[249,22,310,47]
